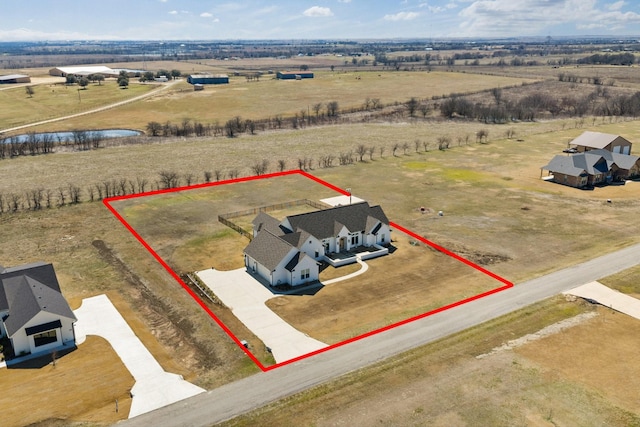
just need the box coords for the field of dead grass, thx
[266,235,502,343]
[0,336,133,427]
[19,70,537,133]
[220,296,640,427]
[0,80,155,130]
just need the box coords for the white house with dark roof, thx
[0,262,76,357]
[244,202,390,287]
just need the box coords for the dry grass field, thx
[2,57,640,425]
[14,69,537,133]
[0,336,133,427]
[0,81,155,130]
[112,178,503,346]
[220,296,640,427]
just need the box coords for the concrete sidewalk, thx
[564,281,640,320]
[74,294,205,418]
[197,268,328,363]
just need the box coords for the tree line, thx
[0,130,105,159]
[0,132,494,215]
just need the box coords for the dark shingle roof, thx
[252,212,286,235]
[286,202,389,240]
[0,262,76,336]
[244,230,294,271]
[589,149,640,170]
[543,150,640,177]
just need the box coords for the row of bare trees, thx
[0,130,105,159]
[0,131,497,215]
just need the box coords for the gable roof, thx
[571,131,630,150]
[244,230,295,271]
[0,262,76,336]
[285,202,389,240]
[543,149,640,177]
[252,212,286,235]
[590,149,640,170]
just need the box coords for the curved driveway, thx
[121,242,640,427]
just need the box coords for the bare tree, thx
[367,146,375,161]
[158,171,180,189]
[57,188,66,207]
[68,184,81,204]
[437,136,451,150]
[406,97,418,117]
[312,103,323,119]
[183,173,194,186]
[401,142,410,155]
[228,169,240,179]
[392,143,400,157]
[136,177,148,193]
[10,193,21,212]
[414,139,421,153]
[355,144,367,162]
[277,159,287,172]
[204,171,213,183]
[379,146,386,158]
[214,170,224,182]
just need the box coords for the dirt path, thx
[0,80,179,134]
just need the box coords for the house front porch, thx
[322,244,389,267]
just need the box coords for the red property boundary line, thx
[103,169,513,372]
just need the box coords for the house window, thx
[33,330,57,347]
[381,234,385,243]
[351,235,359,245]
[301,269,310,280]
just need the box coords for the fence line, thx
[218,198,330,240]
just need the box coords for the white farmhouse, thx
[244,202,391,287]
[0,262,77,357]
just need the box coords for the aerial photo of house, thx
[541,131,640,188]
[244,202,391,287]
[0,262,76,358]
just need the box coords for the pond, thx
[4,129,142,143]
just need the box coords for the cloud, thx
[168,10,178,15]
[303,6,334,17]
[200,12,213,18]
[338,0,352,3]
[608,1,625,10]
[383,11,420,21]
[458,0,640,36]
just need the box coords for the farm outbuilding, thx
[277,71,314,80]
[49,66,118,78]
[0,74,31,84]
[187,74,229,85]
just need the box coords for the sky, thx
[1,0,640,41]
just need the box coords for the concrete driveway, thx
[564,281,640,319]
[196,268,327,363]
[74,294,205,418]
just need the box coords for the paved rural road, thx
[0,80,178,135]
[119,243,640,427]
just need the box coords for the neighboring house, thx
[0,262,76,357]
[244,202,390,287]
[541,149,640,188]
[570,131,632,154]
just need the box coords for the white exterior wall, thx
[374,224,391,245]
[289,256,320,287]
[10,311,75,356]
[271,248,299,286]
[298,236,324,260]
[245,254,273,284]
